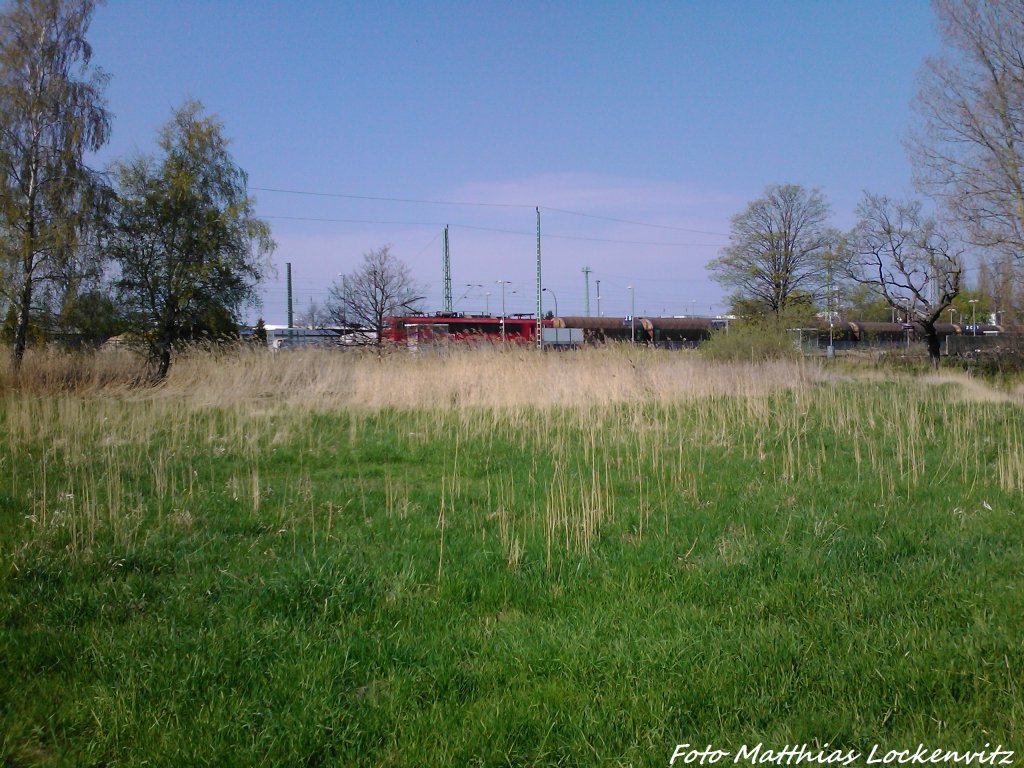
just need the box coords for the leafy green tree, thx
[947,288,992,328]
[975,255,1021,325]
[54,286,124,347]
[839,282,895,323]
[729,289,818,324]
[0,0,110,366]
[708,184,834,318]
[253,317,268,346]
[106,101,274,379]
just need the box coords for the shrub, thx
[700,318,799,362]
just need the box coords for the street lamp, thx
[627,285,635,343]
[969,299,978,336]
[496,280,512,341]
[542,287,558,317]
[949,307,957,325]
[596,280,601,316]
[456,283,483,311]
[485,291,491,315]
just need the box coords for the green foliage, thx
[840,281,893,322]
[54,288,126,348]
[253,317,268,345]
[105,101,274,379]
[729,289,819,321]
[948,288,992,326]
[0,0,110,364]
[701,315,803,361]
[0,303,43,347]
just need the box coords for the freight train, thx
[381,313,1010,350]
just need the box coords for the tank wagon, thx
[381,313,1012,352]
[550,316,730,346]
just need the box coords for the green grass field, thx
[1,350,1022,766]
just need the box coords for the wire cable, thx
[252,185,731,236]
[262,215,720,248]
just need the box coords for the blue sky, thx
[89,1,939,322]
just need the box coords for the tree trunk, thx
[155,346,171,380]
[12,270,33,368]
[154,324,175,380]
[922,321,941,369]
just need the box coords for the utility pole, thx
[536,207,543,349]
[497,280,511,341]
[442,226,452,315]
[582,265,591,316]
[286,262,293,329]
[628,285,635,343]
[596,279,601,317]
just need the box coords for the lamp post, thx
[949,307,957,325]
[457,283,483,312]
[969,299,978,336]
[628,285,635,343]
[596,280,601,316]
[542,287,558,317]
[485,291,491,315]
[496,280,511,341]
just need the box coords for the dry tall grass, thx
[5,343,1024,410]
[4,343,1023,566]
[0,346,143,395]
[10,344,831,408]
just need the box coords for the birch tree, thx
[0,0,110,365]
[106,102,274,379]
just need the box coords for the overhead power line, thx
[262,214,721,248]
[252,186,529,209]
[543,207,729,236]
[253,185,731,237]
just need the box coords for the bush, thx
[700,319,799,362]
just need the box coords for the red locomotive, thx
[382,314,551,345]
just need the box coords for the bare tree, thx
[845,193,963,367]
[0,0,110,366]
[296,298,329,329]
[909,0,1024,261]
[327,245,424,348]
[708,184,834,317]
[975,252,1022,325]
